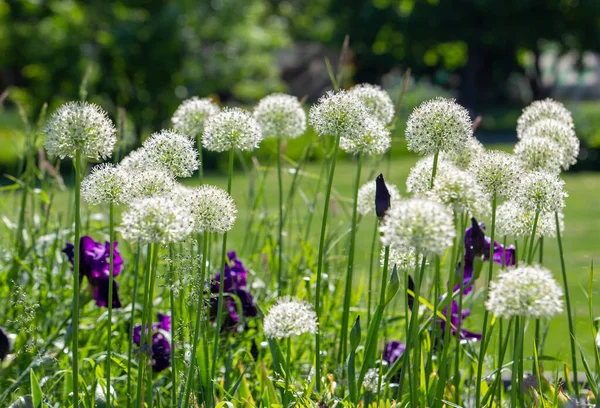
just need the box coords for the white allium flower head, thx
[180,185,237,233]
[339,116,392,155]
[468,150,521,198]
[514,136,563,174]
[405,97,472,155]
[349,83,395,125]
[253,93,307,139]
[521,118,580,170]
[118,148,152,174]
[427,169,491,218]
[308,90,370,140]
[380,198,455,256]
[406,155,456,196]
[43,101,116,160]
[485,265,563,319]
[496,201,564,238]
[171,97,220,139]
[515,171,567,213]
[81,163,128,205]
[357,179,401,216]
[516,98,574,137]
[263,296,318,339]
[202,107,263,152]
[363,368,382,393]
[143,130,199,178]
[125,169,177,201]
[382,242,425,272]
[121,197,193,244]
[442,136,485,170]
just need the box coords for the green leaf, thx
[349,315,361,351]
[385,264,399,305]
[29,370,42,408]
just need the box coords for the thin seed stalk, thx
[556,211,579,398]
[183,231,209,408]
[127,243,142,405]
[339,153,363,364]
[527,209,540,264]
[277,137,284,295]
[314,134,341,392]
[72,149,82,406]
[475,191,497,407]
[106,202,115,407]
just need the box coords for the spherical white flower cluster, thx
[121,197,193,244]
[516,98,573,137]
[142,130,199,178]
[380,198,455,256]
[309,90,370,141]
[339,116,391,155]
[263,297,318,339]
[515,171,567,213]
[514,136,563,174]
[382,242,424,272]
[253,93,307,140]
[126,169,177,201]
[428,169,490,218]
[357,179,401,216]
[442,136,485,170]
[118,148,150,174]
[171,97,220,139]
[349,83,395,125]
[180,185,237,233]
[405,97,472,155]
[485,265,563,319]
[496,201,564,238]
[521,118,579,171]
[362,368,382,393]
[468,150,521,198]
[44,101,116,160]
[81,163,128,205]
[406,155,455,196]
[203,107,263,152]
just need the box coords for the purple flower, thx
[438,299,482,342]
[63,236,123,308]
[383,341,406,366]
[0,327,9,362]
[210,252,257,330]
[133,313,171,373]
[375,173,392,219]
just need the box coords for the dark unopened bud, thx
[0,327,9,361]
[375,173,391,220]
[349,316,361,351]
[407,275,415,311]
[466,217,486,257]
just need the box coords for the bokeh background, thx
[2,0,600,173]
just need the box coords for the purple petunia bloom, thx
[63,236,123,308]
[210,252,257,331]
[133,313,171,373]
[383,341,406,366]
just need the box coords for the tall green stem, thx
[211,148,235,393]
[127,243,142,406]
[314,134,341,392]
[183,231,209,408]
[475,191,497,407]
[527,210,540,263]
[367,217,378,326]
[430,150,439,188]
[106,202,115,407]
[145,246,159,407]
[169,245,177,408]
[136,244,154,408]
[339,153,363,364]
[556,211,579,397]
[277,138,284,295]
[72,149,82,406]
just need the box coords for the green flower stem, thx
[314,133,341,392]
[430,150,439,188]
[556,211,579,398]
[136,244,154,408]
[406,255,426,407]
[72,149,82,406]
[277,137,284,295]
[366,217,378,327]
[169,245,177,408]
[339,152,363,364]
[127,243,142,405]
[284,338,292,405]
[211,148,235,396]
[527,209,540,263]
[453,214,468,400]
[106,202,115,407]
[145,245,160,408]
[183,231,209,408]
[510,316,525,407]
[197,134,203,183]
[475,191,497,407]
